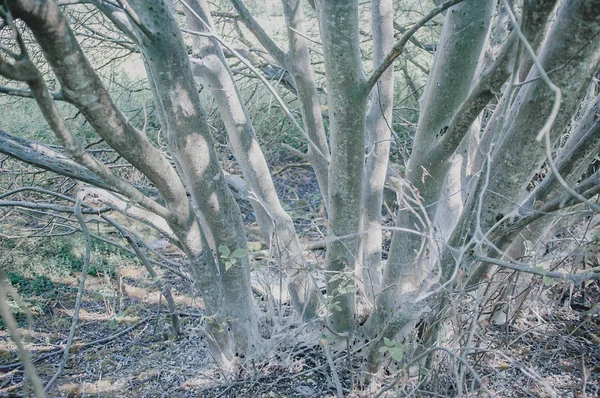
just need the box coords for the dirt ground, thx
[1,257,599,397]
[1,166,599,397]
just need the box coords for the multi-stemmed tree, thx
[1,0,600,390]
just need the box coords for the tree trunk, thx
[184,0,318,320]
[357,0,394,306]
[368,0,495,338]
[316,0,368,333]
[128,0,259,361]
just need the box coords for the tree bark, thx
[316,0,368,333]
[127,0,259,360]
[183,0,318,320]
[357,0,394,305]
[369,0,495,338]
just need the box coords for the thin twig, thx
[104,216,181,336]
[0,271,46,397]
[44,193,91,392]
[475,256,600,284]
[366,0,466,92]
[322,342,344,398]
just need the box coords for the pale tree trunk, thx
[4,0,257,367]
[127,0,258,360]
[356,0,394,306]
[472,0,559,175]
[316,0,368,333]
[469,0,564,283]
[229,0,331,204]
[433,119,480,243]
[418,0,600,354]
[449,0,600,287]
[518,0,559,82]
[367,0,495,338]
[281,0,330,204]
[183,0,318,320]
[507,90,600,262]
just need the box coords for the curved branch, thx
[228,0,287,65]
[8,0,190,224]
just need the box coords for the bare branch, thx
[475,256,600,284]
[115,0,152,36]
[105,216,181,336]
[366,0,466,92]
[0,85,66,101]
[8,0,190,224]
[0,130,112,191]
[0,199,108,214]
[0,270,46,398]
[228,0,287,65]
[44,193,91,392]
[181,24,330,163]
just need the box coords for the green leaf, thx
[231,248,247,259]
[218,244,230,257]
[543,275,553,287]
[345,285,358,294]
[390,348,404,362]
[384,337,392,346]
[378,346,389,353]
[225,261,233,271]
[108,319,117,329]
[533,266,547,275]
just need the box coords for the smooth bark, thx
[357,0,394,304]
[184,0,318,320]
[368,0,495,339]
[316,0,368,333]
[127,0,258,360]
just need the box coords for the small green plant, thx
[378,337,405,362]
[32,275,54,295]
[0,300,24,330]
[326,299,342,312]
[533,266,554,287]
[87,262,116,278]
[329,272,358,295]
[6,272,55,296]
[6,271,26,288]
[218,244,247,271]
[108,310,129,329]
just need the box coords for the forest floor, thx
[1,165,600,397]
[1,262,599,398]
